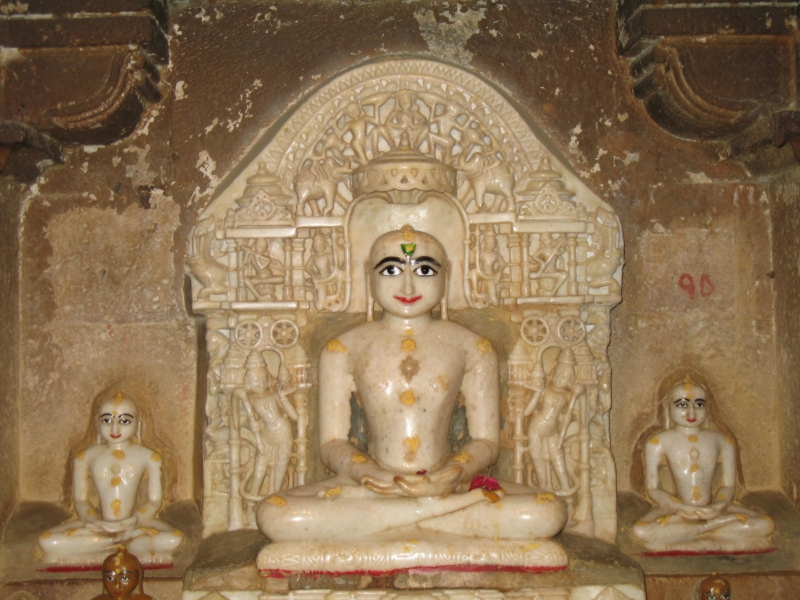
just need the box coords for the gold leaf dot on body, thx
[41,532,51,538]
[476,338,493,353]
[735,513,747,523]
[403,435,421,460]
[726,436,734,444]
[139,507,148,514]
[111,499,122,516]
[453,452,471,464]
[690,464,700,473]
[267,496,287,506]
[326,339,347,353]
[151,452,161,462]
[324,485,342,499]
[523,542,540,551]
[688,435,698,442]
[174,530,182,536]
[400,390,416,406]
[112,450,125,460]
[111,477,122,487]
[657,515,670,525]
[351,454,368,463]
[76,451,85,460]
[405,329,413,336]
[87,508,96,516]
[401,339,416,352]
[649,438,659,445]
[670,496,679,503]
[66,529,77,536]
[535,493,555,503]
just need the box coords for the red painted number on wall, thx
[678,273,715,299]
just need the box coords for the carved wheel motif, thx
[270,319,299,348]
[235,321,263,349]
[520,316,550,346]
[557,318,586,345]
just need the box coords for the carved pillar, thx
[291,238,307,301]
[566,234,578,296]
[507,233,522,299]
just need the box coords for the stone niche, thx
[184,58,635,599]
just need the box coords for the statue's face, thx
[667,383,708,428]
[397,94,413,110]
[98,397,138,444]
[103,566,138,597]
[245,369,269,395]
[698,577,731,600]
[369,230,446,320]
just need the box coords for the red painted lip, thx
[394,295,422,304]
[686,418,697,423]
[111,433,122,438]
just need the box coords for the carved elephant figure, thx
[458,152,515,212]
[294,157,348,216]
[187,217,230,299]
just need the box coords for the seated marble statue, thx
[39,393,183,566]
[633,377,774,554]
[256,226,568,574]
[91,547,153,600]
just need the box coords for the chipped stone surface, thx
[414,5,486,64]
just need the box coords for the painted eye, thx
[119,418,132,425]
[694,400,706,408]
[121,575,130,582]
[101,418,112,424]
[675,400,689,408]
[414,265,438,277]
[379,265,402,276]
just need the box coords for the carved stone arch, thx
[186,57,624,541]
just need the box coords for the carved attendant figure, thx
[257,226,567,544]
[236,352,298,518]
[633,378,774,553]
[39,393,183,566]
[91,547,153,600]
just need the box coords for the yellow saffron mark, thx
[523,543,540,551]
[401,339,416,352]
[351,454,368,463]
[400,225,416,242]
[453,452,471,464]
[403,435,421,461]
[400,390,416,406]
[688,435,698,443]
[405,329,413,336]
[403,545,411,552]
[476,338,493,353]
[174,530,182,536]
[636,520,645,526]
[76,451,85,460]
[111,392,125,406]
[735,513,747,523]
[267,496,287,506]
[41,532,51,539]
[324,485,343,499]
[649,438,659,445]
[87,508,96,516]
[670,496,679,503]
[409,539,419,544]
[657,515,670,525]
[326,339,348,353]
[111,477,122,488]
[726,436,734,444]
[717,494,725,500]
[66,529,77,537]
[140,527,159,537]
[690,464,700,473]
[692,491,702,501]
[112,450,125,460]
[151,452,161,462]
[481,489,500,503]
[111,499,122,516]
[535,493,555,503]
[140,507,148,514]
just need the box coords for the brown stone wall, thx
[0,181,22,530]
[772,177,800,503]
[3,0,791,511]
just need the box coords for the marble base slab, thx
[256,534,569,576]
[184,586,644,600]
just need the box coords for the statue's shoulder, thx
[436,321,496,355]
[646,428,672,447]
[77,443,107,463]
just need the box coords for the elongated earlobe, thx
[365,262,374,322]
[440,262,449,321]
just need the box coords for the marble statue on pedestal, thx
[91,547,153,600]
[255,226,569,574]
[39,393,183,567]
[633,377,774,554]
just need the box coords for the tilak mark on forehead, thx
[401,242,416,257]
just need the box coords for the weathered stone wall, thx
[772,177,800,502]
[4,0,791,512]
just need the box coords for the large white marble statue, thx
[39,393,183,567]
[633,377,774,554]
[255,226,568,574]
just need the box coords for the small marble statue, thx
[91,547,153,600]
[39,393,183,566]
[256,226,568,573]
[633,377,774,554]
[697,574,731,600]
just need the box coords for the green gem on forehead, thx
[401,242,416,257]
